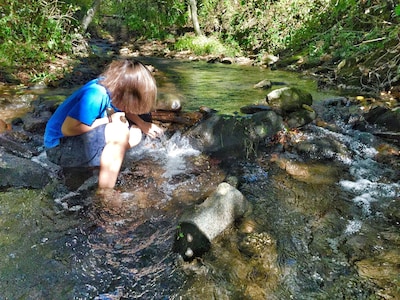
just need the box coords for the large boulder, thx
[0,150,52,189]
[286,105,317,128]
[364,106,400,132]
[266,87,313,113]
[185,110,285,157]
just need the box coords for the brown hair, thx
[99,59,157,114]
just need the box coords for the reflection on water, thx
[141,57,338,114]
[0,59,399,299]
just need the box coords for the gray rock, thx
[365,106,400,132]
[155,92,182,111]
[186,111,284,157]
[22,110,52,133]
[266,87,313,113]
[286,107,317,128]
[253,79,272,90]
[186,114,247,155]
[0,150,52,189]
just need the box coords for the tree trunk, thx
[81,0,102,33]
[188,0,202,36]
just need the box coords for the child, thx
[44,59,163,192]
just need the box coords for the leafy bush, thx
[195,0,398,64]
[0,0,78,71]
[175,34,240,56]
[196,0,330,55]
[107,0,187,39]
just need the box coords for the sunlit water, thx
[0,59,399,299]
[141,57,338,115]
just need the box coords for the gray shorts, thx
[46,125,106,167]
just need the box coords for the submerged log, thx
[374,131,400,145]
[240,104,272,114]
[173,182,251,261]
[151,110,204,126]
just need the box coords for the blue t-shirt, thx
[44,79,115,148]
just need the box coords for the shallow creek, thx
[0,59,399,299]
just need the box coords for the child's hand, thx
[144,122,164,138]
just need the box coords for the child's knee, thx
[128,127,143,147]
[105,123,130,145]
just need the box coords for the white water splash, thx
[344,219,363,235]
[340,179,400,216]
[128,131,200,179]
[161,133,201,178]
[305,124,399,243]
[309,126,378,166]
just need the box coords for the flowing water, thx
[0,59,399,299]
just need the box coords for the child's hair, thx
[100,59,157,114]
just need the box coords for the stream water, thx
[0,59,399,299]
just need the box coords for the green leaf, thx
[395,5,400,17]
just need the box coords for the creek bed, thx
[0,59,399,299]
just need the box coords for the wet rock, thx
[155,92,182,111]
[186,111,284,157]
[173,182,251,261]
[270,153,340,184]
[355,251,400,299]
[0,151,52,189]
[381,198,400,224]
[0,133,37,158]
[253,79,272,90]
[293,136,350,161]
[185,114,247,155]
[286,106,317,128]
[22,111,51,133]
[266,87,313,113]
[250,110,285,138]
[321,97,349,107]
[364,106,400,132]
[258,86,317,128]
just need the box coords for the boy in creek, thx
[44,59,164,201]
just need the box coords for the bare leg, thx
[128,126,143,147]
[98,123,130,189]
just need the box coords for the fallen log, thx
[151,110,204,126]
[173,182,251,261]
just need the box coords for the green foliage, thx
[194,0,398,67]
[1,0,397,87]
[106,0,187,39]
[292,0,397,60]
[0,0,79,75]
[176,225,184,240]
[395,5,400,17]
[196,0,328,55]
[175,34,240,56]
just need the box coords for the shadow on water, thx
[1,59,399,299]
